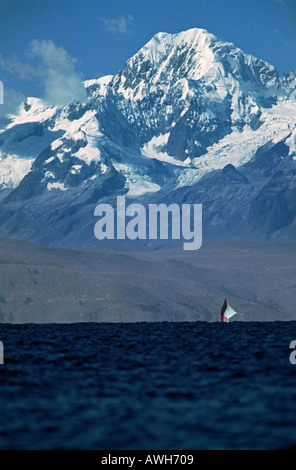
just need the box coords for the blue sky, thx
[1,0,296,116]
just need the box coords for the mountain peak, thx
[149,27,219,46]
[132,27,219,67]
[7,97,57,129]
[172,27,219,44]
[0,27,295,246]
[112,26,279,108]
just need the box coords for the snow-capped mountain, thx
[0,28,296,246]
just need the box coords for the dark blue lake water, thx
[1,321,296,450]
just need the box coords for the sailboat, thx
[220,299,237,322]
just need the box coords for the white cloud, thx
[28,40,86,106]
[0,40,86,108]
[0,55,38,80]
[98,14,134,34]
